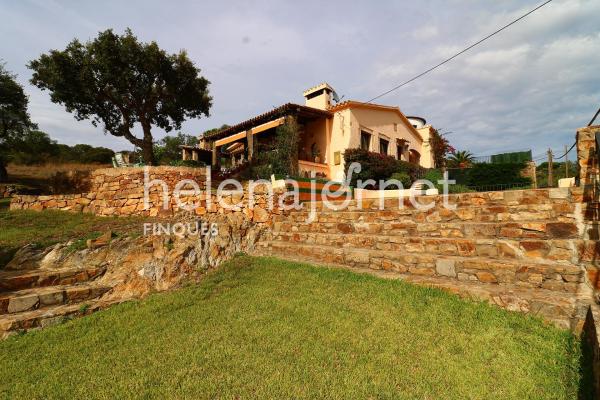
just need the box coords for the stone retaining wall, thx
[577,125,600,187]
[9,166,284,221]
[256,187,598,332]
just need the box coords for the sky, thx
[1,0,599,160]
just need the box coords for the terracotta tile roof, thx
[204,103,332,140]
[328,100,423,142]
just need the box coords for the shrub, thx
[344,148,420,188]
[169,159,205,168]
[421,169,473,193]
[447,184,474,193]
[466,162,531,188]
[49,170,91,194]
[242,119,300,180]
[389,172,411,189]
[423,169,443,185]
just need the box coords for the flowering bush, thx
[343,148,420,188]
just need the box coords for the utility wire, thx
[588,106,600,126]
[366,0,553,103]
[547,107,600,161]
[553,142,576,160]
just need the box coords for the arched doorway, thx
[409,149,421,165]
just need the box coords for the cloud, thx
[0,0,597,160]
[369,0,600,156]
[412,26,438,40]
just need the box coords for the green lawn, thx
[0,255,590,399]
[0,198,144,266]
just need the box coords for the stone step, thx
[258,241,589,295]
[282,199,573,216]
[289,188,572,211]
[269,231,587,264]
[272,219,579,241]
[0,284,112,315]
[0,266,106,293]
[0,299,119,339]
[277,203,576,224]
[252,254,590,330]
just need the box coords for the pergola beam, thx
[214,117,285,147]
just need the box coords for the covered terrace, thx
[204,103,332,177]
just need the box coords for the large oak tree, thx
[0,63,35,181]
[29,29,211,165]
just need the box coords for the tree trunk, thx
[141,139,156,166]
[140,120,156,165]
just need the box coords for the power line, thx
[589,106,600,126]
[366,0,553,103]
[553,142,575,160]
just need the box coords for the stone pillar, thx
[246,130,254,162]
[521,161,537,189]
[182,148,188,161]
[212,145,218,167]
[577,125,600,187]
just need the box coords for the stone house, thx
[183,83,437,180]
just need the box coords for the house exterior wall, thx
[300,118,329,164]
[326,107,430,181]
[329,109,354,180]
[417,126,435,169]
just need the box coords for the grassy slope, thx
[0,198,144,266]
[0,256,588,399]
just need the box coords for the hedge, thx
[343,148,421,188]
[446,162,531,189]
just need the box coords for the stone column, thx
[212,145,218,167]
[577,125,600,187]
[246,130,254,162]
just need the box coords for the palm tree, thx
[447,150,475,169]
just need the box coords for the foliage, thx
[48,170,91,194]
[202,124,230,138]
[447,150,475,169]
[154,133,198,165]
[389,172,411,188]
[466,162,531,188]
[7,130,114,165]
[490,150,532,164]
[0,255,587,398]
[343,148,421,188]
[0,63,36,181]
[245,119,300,179]
[423,169,443,185]
[421,169,473,193]
[536,161,576,188]
[7,130,58,165]
[57,144,114,164]
[429,129,454,168]
[343,148,400,188]
[446,184,474,193]
[168,159,205,168]
[29,29,212,165]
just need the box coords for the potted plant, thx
[312,146,321,164]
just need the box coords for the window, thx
[397,145,403,160]
[379,138,389,155]
[393,123,398,132]
[360,131,371,151]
